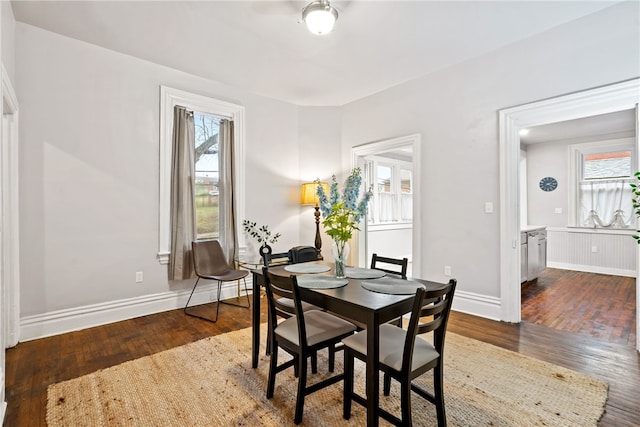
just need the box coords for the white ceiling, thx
[11,0,619,106]
[520,109,637,145]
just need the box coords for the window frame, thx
[568,137,635,228]
[366,155,413,226]
[158,86,245,264]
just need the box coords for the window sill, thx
[367,222,413,232]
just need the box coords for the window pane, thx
[377,165,392,193]
[400,169,412,194]
[583,151,631,179]
[194,113,220,239]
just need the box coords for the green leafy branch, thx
[242,219,281,245]
[631,171,640,244]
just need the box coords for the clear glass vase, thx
[332,240,350,279]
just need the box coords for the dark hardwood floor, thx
[5,293,639,426]
[522,268,636,346]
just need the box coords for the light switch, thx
[554,208,563,214]
[484,202,493,214]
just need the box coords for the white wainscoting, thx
[547,227,637,277]
[20,278,253,342]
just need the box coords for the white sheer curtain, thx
[169,106,196,280]
[378,193,395,222]
[579,178,633,228]
[401,193,413,221]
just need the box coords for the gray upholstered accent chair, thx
[184,239,249,323]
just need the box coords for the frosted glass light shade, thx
[302,1,338,35]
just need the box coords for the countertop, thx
[521,225,547,233]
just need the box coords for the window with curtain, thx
[158,86,245,272]
[194,113,222,240]
[366,157,413,225]
[571,139,635,229]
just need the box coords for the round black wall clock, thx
[539,176,558,192]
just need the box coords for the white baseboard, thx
[20,278,253,342]
[20,278,506,341]
[451,290,502,321]
[547,262,636,278]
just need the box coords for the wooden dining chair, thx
[342,279,457,427]
[184,239,250,323]
[263,267,357,424]
[372,253,409,326]
[261,244,321,365]
[371,253,409,279]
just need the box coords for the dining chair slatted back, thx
[261,244,321,356]
[372,254,409,326]
[262,267,357,424]
[371,253,408,279]
[342,279,457,427]
[184,239,249,323]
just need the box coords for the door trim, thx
[2,64,20,347]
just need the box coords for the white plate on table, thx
[284,264,331,274]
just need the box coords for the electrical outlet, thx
[444,265,452,276]
[135,271,143,283]
[591,246,597,253]
[554,207,563,214]
[484,202,493,214]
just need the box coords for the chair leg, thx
[219,277,251,308]
[294,354,307,424]
[383,372,391,396]
[266,303,273,356]
[400,377,412,426]
[311,352,318,374]
[434,364,446,427]
[328,345,336,373]
[184,277,219,323]
[343,348,353,420]
[266,340,279,399]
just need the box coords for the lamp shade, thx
[301,182,328,205]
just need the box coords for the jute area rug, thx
[47,325,607,426]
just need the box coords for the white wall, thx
[12,1,640,337]
[297,106,342,258]
[15,23,304,321]
[526,141,571,227]
[1,0,14,82]
[341,2,640,303]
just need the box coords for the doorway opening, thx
[499,78,639,350]
[352,134,421,277]
[518,110,637,345]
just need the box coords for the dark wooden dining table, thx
[250,261,447,427]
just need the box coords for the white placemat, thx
[345,267,386,279]
[361,277,425,295]
[296,275,349,289]
[284,264,331,274]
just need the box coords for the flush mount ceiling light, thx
[302,0,338,35]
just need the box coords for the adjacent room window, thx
[570,138,635,229]
[158,86,245,265]
[366,157,413,224]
